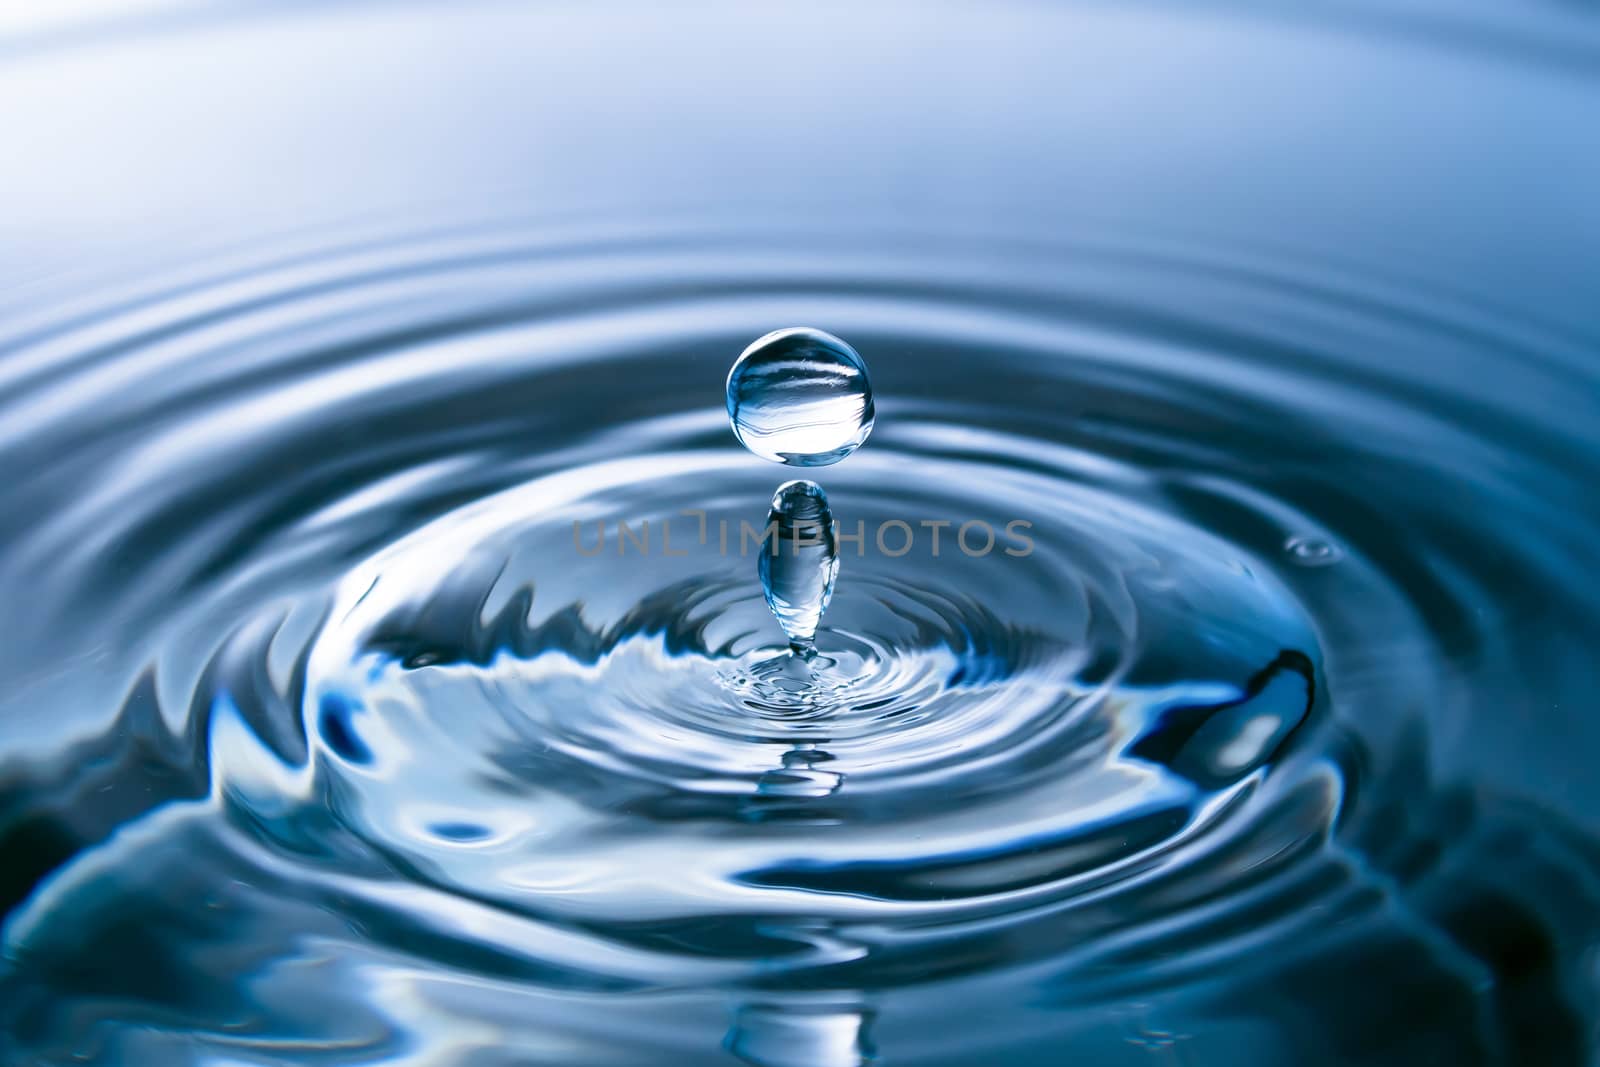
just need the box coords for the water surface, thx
[1,4,1598,1065]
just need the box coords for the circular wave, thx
[0,214,1597,1065]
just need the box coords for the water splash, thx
[726,327,874,467]
[758,479,840,653]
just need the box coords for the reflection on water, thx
[1,2,1598,1065]
[726,1001,876,1067]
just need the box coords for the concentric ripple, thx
[1,187,1599,1064]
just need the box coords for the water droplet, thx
[1285,535,1343,567]
[727,327,874,466]
[759,480,839,652]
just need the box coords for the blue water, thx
[1,4,1599,1065]
[756,479,840,649]
[727,328,875,467]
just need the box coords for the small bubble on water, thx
[1285,535,1343,567]
[727,327,874,466]
[759,480,840,653]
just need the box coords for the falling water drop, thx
[727,327,874,466]
[759,480,839,653]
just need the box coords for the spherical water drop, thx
[758,480,840,652]
[727,327,874,466]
